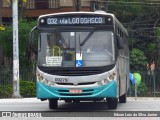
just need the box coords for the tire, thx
[119,93,127,103]
[65,100,72,103]
[49,99,58,109]
[73,100,80,103]
[107,98,118,109]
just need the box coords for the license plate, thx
[69,89,82,94]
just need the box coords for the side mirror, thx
[116,34,124,49]
[29,26,38,54]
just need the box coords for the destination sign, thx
[38,15,109,27]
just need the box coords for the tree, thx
[0,20,36,67]
[129,48,148,72]
[19,0,28,20]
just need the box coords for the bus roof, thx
[38,11,128,36]
[39,11,115,18]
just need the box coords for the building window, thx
[26,0,59,9]
[26,0,35,9]
[49,0,59,8]
[35,0,49,9]
[2,0,10,7]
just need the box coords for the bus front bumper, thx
[37,80,117,99]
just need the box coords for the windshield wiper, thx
[80,28,96,46]
[55,29,69,48]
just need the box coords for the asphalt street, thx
[0,97,160,119]
[0,97,160,112]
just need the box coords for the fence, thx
[0,65,160,98]
[0,66,36,98]
[129,70,160,97]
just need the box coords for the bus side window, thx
[117,34,124,49]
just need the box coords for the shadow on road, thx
[49,101,118,111]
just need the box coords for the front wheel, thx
[119,93,127,103]
[65,100,72,103]
[49,99,58,109]
[107,98,118,109]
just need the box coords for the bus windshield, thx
[38,29,115,67]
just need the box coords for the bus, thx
[29,11,129,109]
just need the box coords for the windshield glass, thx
[38,29,115,67]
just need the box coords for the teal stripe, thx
[37,80,117,99]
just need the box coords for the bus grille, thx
[51,70,102,76]
[38,64,115,76]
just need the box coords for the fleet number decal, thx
[55,78,68,83]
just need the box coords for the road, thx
[0,97,160,118]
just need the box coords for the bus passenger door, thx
[117,51,126,97]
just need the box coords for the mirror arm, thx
[29,26,37,54]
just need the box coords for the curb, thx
[0,97,160,103]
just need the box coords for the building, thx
[1,0,91,21]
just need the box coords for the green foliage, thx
[19,20,37,68]
[128,38,136,48]
[0,20,36,68]
[129,48,148,72]
[0,25,13,57]
[129,48,148,96]
[147,43,158,52]
[20,80,36,97]
[0,25,5,31]
[0,85,12,98]
[157,27,160,39]
[108,0,145,22]
[0,80,36,98]
[0,65,12,84]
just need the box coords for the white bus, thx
[30,11,129,109]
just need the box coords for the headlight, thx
[42,79,55,87]
[37,73,55,87]
[104,78,110,84]
[42,79,48,85]
[37,73,43,81]
[97,81,103,86]
[48,81,55,87]
[97,78,109,86]
[97,74,115,86]
[109,75,115,80]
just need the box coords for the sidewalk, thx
[0,97,160,103]
[0,98,44,103]
[127,97,160,101]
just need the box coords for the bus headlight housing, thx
[104,78,110,84]
[97,78,110,86]
[97,72,116,86]
[97,81,103,86]
[37,73,43,81]
[42,79,55,87]
[109,75,115,81]
[37,73,55,87]
[42,79,48,85]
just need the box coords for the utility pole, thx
[12,0,21,98]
